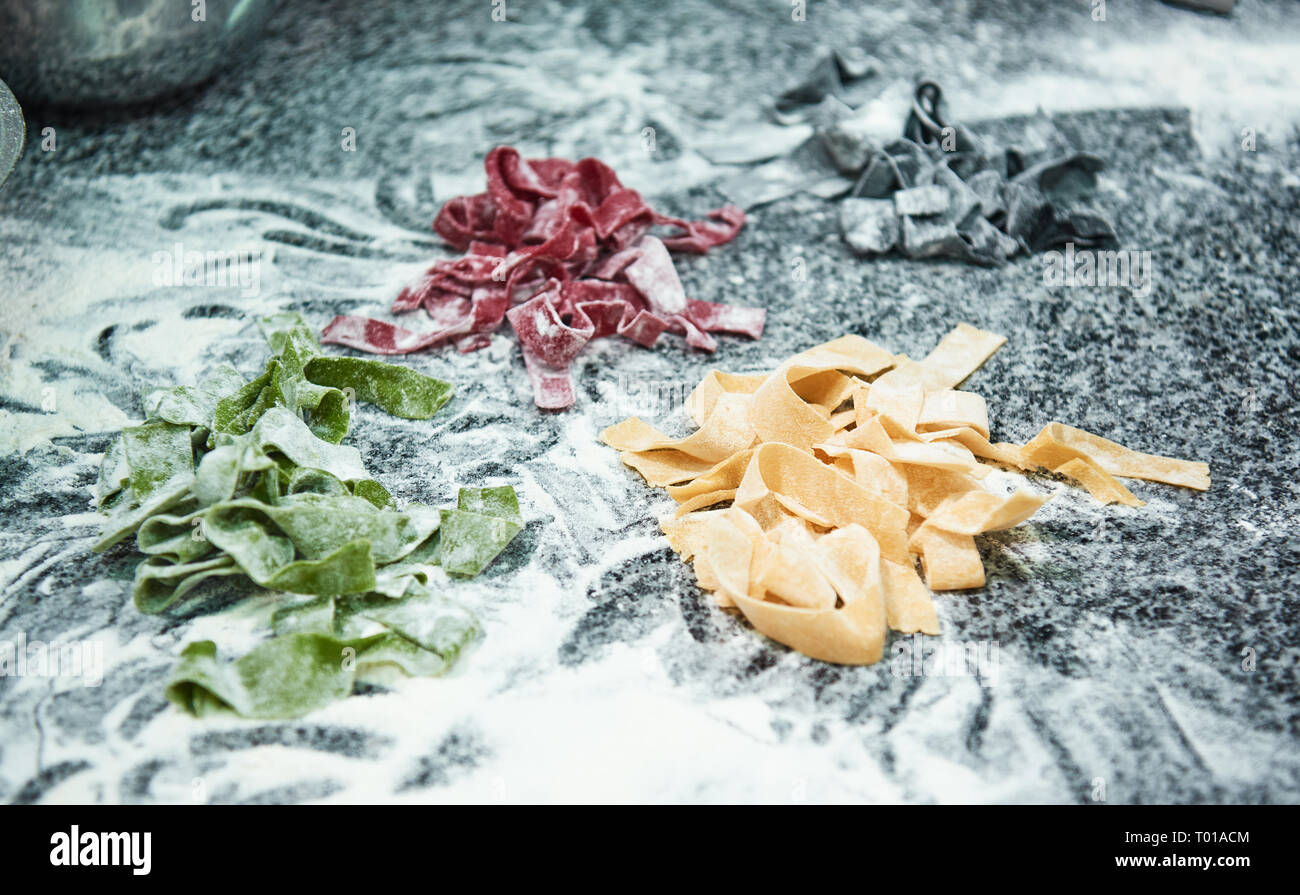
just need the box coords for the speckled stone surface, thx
[1,0,1298,804]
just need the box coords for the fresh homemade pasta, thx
[603,324,1210,665]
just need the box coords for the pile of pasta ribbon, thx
[602,324,1209,664]
[322,146,763,410]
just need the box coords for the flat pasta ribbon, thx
[602,323,1209,665]
[321,146,764,409]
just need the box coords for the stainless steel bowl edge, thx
[0,0,279,107]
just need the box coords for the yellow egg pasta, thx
[601,324,1209,665]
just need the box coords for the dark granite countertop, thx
[0,0,1297,804]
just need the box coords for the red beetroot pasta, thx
[321,146,763,409]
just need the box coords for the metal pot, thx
[0,0,278,107]
[0,77,20,187]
